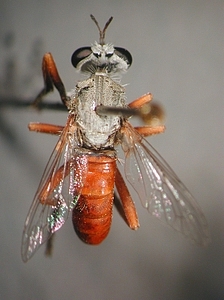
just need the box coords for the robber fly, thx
[21,15,210,262]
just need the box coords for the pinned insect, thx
[21,15,210,262]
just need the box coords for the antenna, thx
[90,14,113,45]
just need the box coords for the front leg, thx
[33,53,68,106]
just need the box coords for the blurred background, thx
[0,1,223,299]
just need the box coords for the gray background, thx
[0,1,223,299]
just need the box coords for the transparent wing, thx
[120,122,210,246]
[21,115,88,262]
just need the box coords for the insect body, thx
[21,15,210,262]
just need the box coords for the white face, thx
[71,42,132,75]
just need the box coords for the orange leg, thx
[28,121,165,138]
[33,53,67,106]
[128,93,165,137]
[38,162,69,205]
[134,125,165,137]
[128,93,153,109]
[28,122,64,135]
[115,168,139,230]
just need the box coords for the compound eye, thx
[105,53,113,58]
[71,47,92,68]
[93,52,101,58]
[114,47,132,67]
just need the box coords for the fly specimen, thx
[21,15,210,262]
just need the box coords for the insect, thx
[21,15,210,262]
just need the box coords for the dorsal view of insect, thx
[21,15,210,262]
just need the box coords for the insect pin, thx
[21,15,210,262]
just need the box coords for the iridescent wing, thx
[120,122,210,246]
[21,115,88,262]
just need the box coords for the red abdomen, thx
[72,155,116,244]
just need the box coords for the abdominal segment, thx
[72,155,116,244]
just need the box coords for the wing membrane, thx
[21,115,88,262]
[120,122,210,246]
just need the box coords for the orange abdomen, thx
[72,155,116,244]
